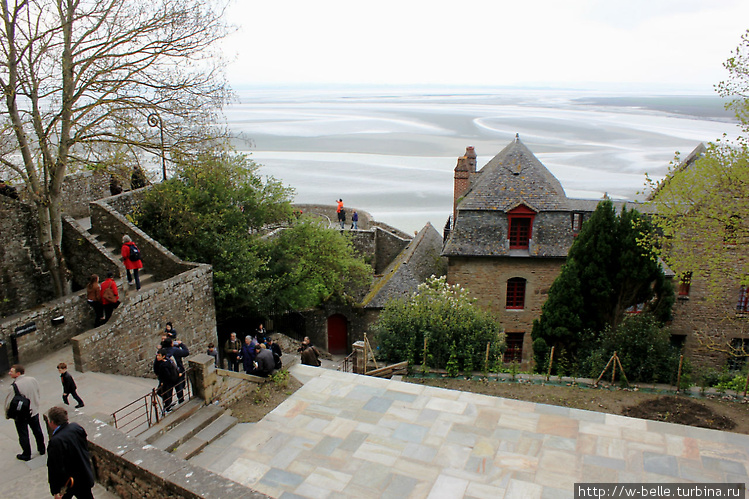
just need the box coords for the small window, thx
[670,334,686,351]
[506,278,526,309]
[737,286,749,314]
[503,332,524,363]
[571,212,583,232]
[724,215,741,245]
[728,338,749,371]
[678,272,692,297]
[625,302,645,314]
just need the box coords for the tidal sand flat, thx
[228,87,736,234]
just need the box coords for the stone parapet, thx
[78,415,269,499]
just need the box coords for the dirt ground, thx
[227,373,303,423]
[406,377,749,434]
[226,369,749,435]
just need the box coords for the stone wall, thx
[90,191,188,281]
[669,272,749,371]
[62,216,122,291]
[300,306,380,354]
[0,285,100,366]
[72,264,217,377]
[447,256,566,367]
[60,171,111,219]
[0,196,53,317]
[78,415,269,499]
[374,227,411,274]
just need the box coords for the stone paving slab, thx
[205,365,749,499]
[0,346,156,498]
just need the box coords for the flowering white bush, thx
[373,276,505,371]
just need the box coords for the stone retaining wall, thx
[0,195,53,317]
[62,215,122,291]
[72,264,217,377]
[78,415,269,499]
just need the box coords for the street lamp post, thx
[147,112,166,181]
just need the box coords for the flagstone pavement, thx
[194,364,749,499]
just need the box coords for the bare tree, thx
[0,0,232,295]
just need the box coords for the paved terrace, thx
[198,364,749,499]
[2,350,748,498]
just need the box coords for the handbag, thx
[7,383,31,420]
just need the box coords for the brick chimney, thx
[453,146,476,221]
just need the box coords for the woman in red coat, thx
[121,235,143,290]
[100,272,120,323]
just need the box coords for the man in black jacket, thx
[153,348,179,412]
[46,406,94,499]
[161,338,189,404]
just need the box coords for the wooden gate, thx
[327,314,348,354]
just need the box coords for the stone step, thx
[173,412,238,461]
[150,404,225,453]
[137,398,202,443]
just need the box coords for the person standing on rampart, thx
[121,235,143,290]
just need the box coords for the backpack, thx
[163,359,180,384]
[102,284,117,303]
[128,243,141,262]
[7,383,31,420]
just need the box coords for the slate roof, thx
[362,222,445,308]
[459,138,569,212]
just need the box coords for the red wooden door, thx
[327,314,348,354]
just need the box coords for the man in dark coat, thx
[161,338,189,404]
[251,344,275,377]
[153,348,179,412]
[46,406,94,499]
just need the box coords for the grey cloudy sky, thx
[222,0,749,92]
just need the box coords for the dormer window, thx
[508,205,535,249]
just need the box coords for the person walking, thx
[100,272,120,323]
[4,364,45,461]
[57,363,84,408]
[45,406,95,499]
[351,210,359,230]
[85,274,104,327]
[121,235,143,290]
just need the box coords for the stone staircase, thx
[136,399,238,460]
[78,216,158,292]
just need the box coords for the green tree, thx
[374,276,505,370]
[646,30,749,300]
[531,199,674,372]
[0,0,231,296]
[264,220,373,314]
[136,150,294,318]
[136,150,373,321]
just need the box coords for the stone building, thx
[442,137,641,367]
[649,144,749,371]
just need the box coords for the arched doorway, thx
[327,314,348,354]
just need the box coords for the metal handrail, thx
[339,350,356,373]
[111,367,193,434]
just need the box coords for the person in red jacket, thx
[100,272,120,323]
[121,235,143,290]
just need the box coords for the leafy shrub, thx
[581,313,685,384]
[373,276,505,371]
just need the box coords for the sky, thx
[222,0,749,92]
